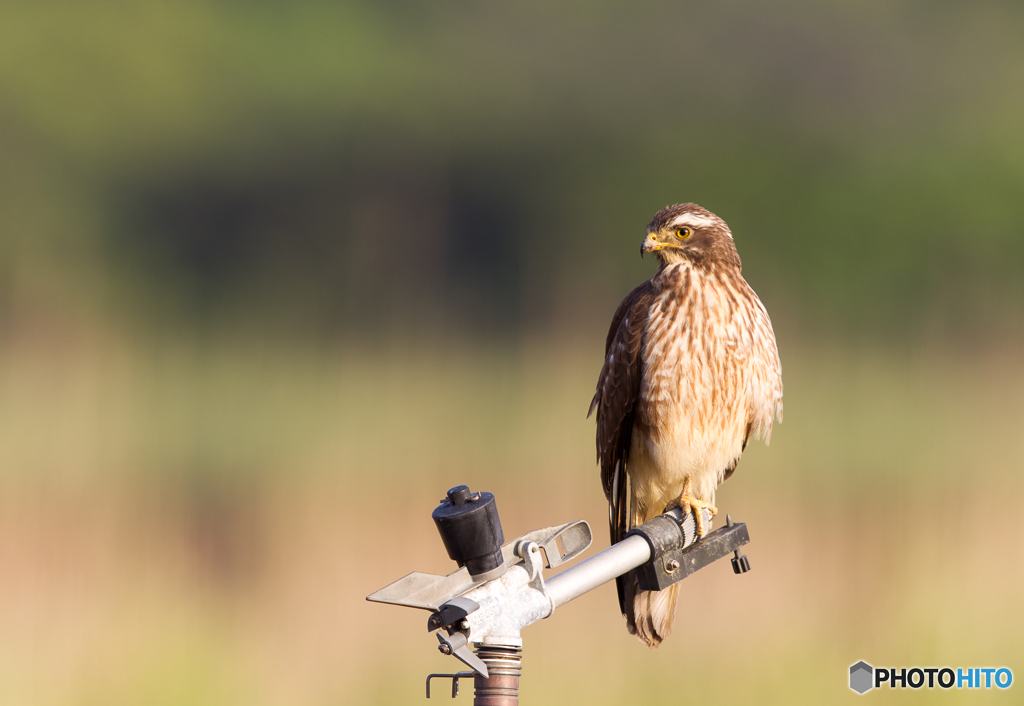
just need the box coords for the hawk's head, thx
[641,203,741,269]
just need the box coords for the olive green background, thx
[2,2,1022,704]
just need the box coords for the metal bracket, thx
[630,514,750,592]
[435,631,489,677]
[427,597,480,633]
[517,541,547,592]
[427,597,489,676]
[512,520,592,569]
[727,515,752,573]
[426,671,474,698]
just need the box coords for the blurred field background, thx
[2,2,1024,704]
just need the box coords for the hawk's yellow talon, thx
[675,477,717,538]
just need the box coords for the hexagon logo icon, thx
[850,661,873,694]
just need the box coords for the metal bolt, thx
[438,643,453,655]
[665,559,680,573]
[460,619,471,630]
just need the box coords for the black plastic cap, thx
[731,552,751,574]
[432,485,504,578]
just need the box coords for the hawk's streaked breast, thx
[628,260,782,518]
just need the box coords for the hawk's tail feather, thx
[613,467,680,648]
[623,571,679,649]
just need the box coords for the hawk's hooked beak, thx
[641,232,664,258]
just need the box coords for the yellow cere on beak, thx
[641,232,664,257]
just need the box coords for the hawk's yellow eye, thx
[676,227,692,240]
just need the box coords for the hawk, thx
[589,203,783,648]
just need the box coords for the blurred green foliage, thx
[2,4,1024,705]
[2,0,1023,343]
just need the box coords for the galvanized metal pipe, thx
[545,534,652,608]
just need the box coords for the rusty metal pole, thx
[473,644,522,706]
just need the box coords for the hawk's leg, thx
[671,476,718,538]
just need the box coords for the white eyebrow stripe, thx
[669,213,717,229]
[668,213,733,239]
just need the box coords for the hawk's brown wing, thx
[588,280,655,612]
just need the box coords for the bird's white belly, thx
[627,409,745,522]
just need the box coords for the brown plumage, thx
[589,203,783,648]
